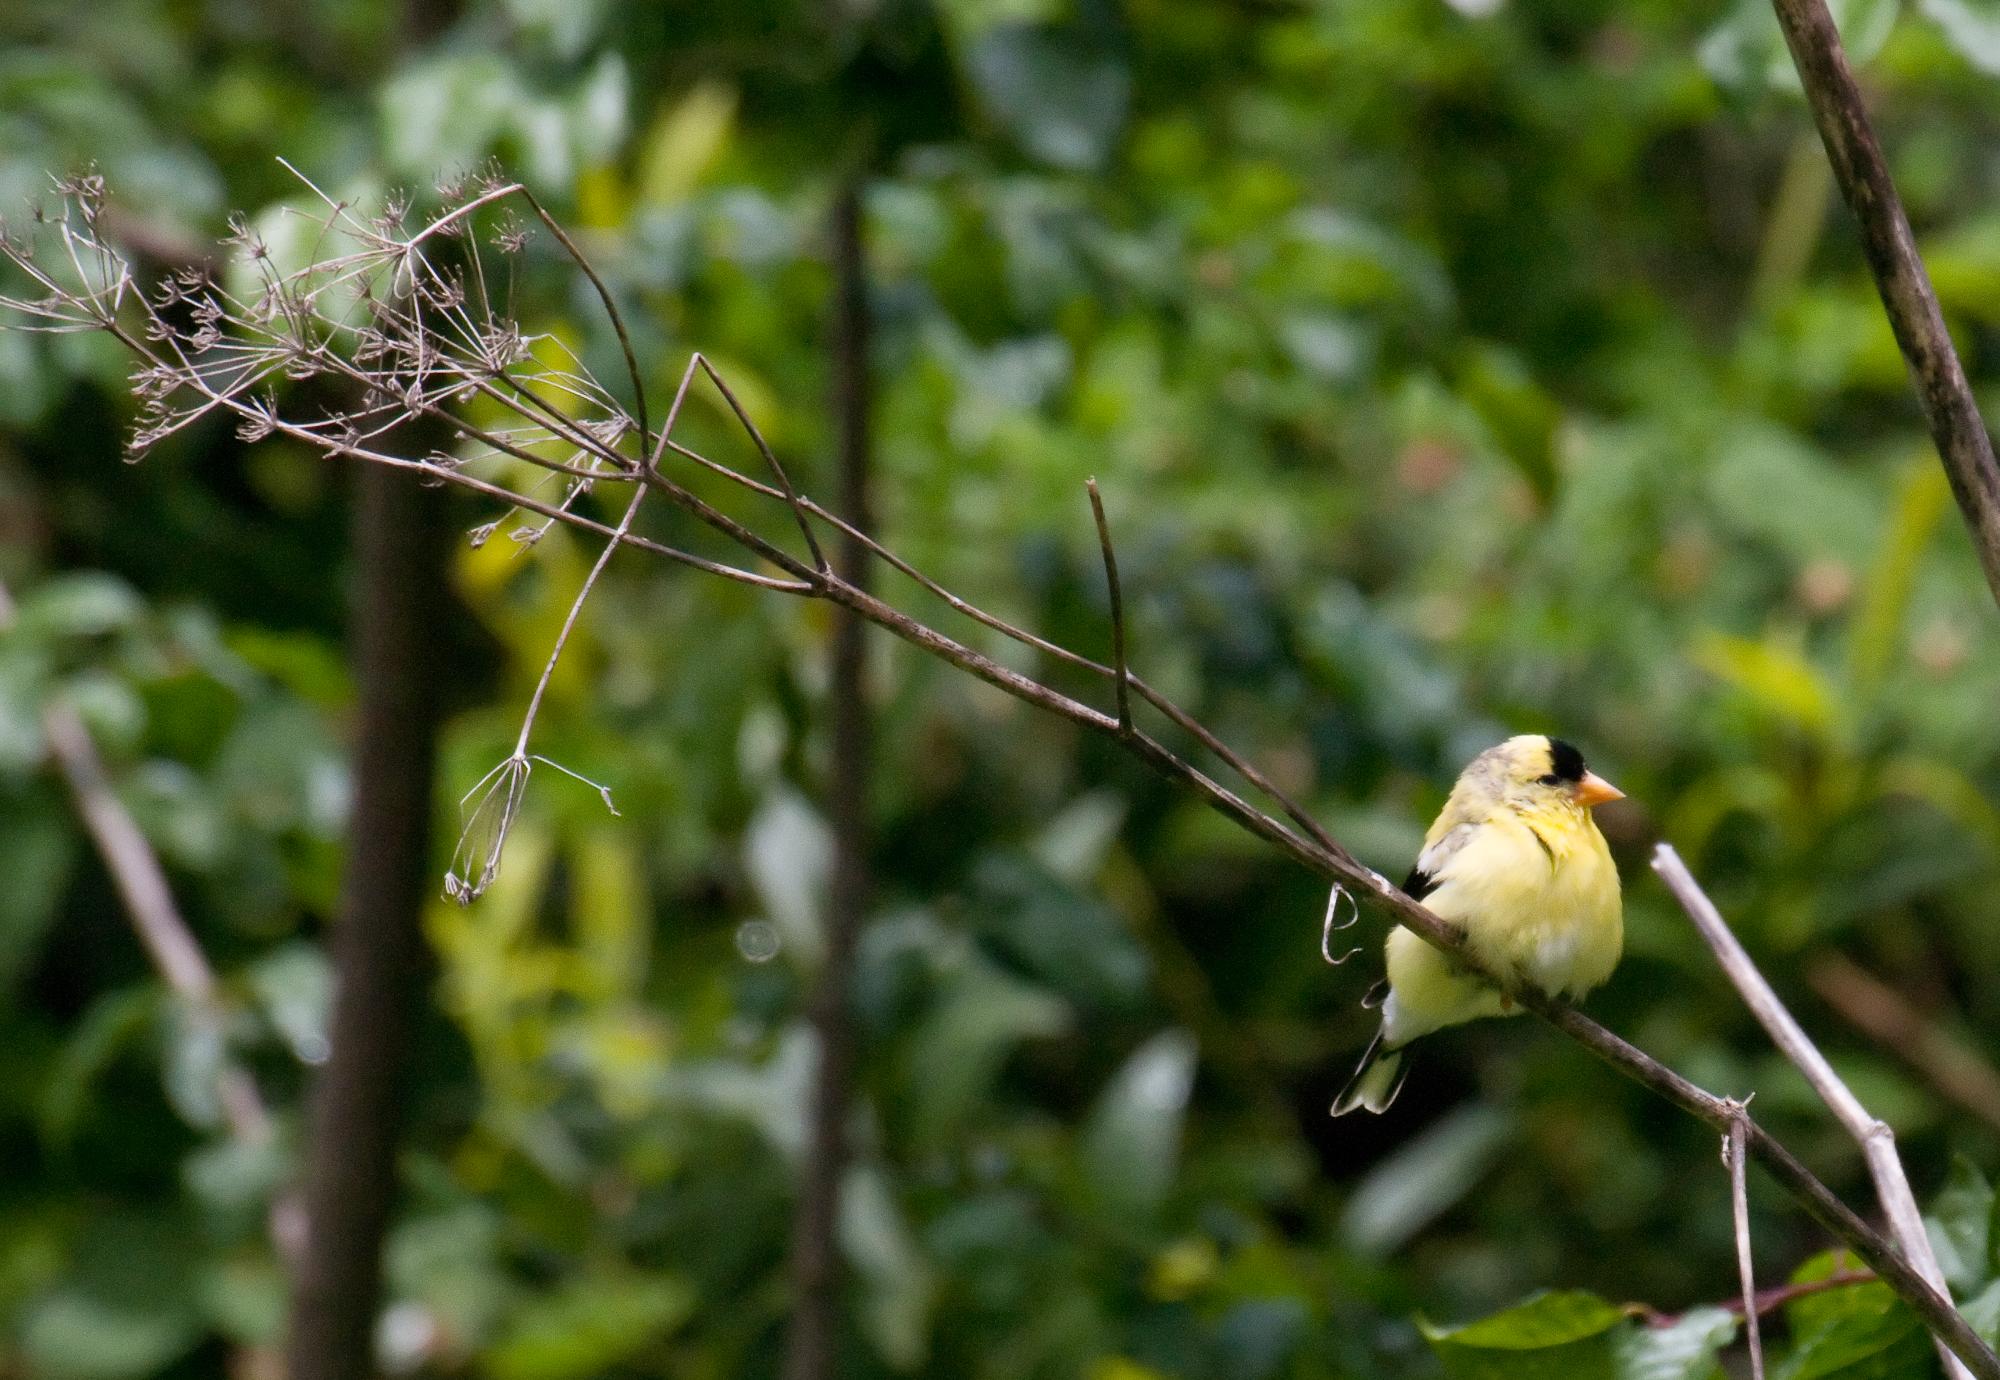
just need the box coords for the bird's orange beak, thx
[1575,771,1625,808]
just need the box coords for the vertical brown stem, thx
[284,467,446,1380]
[782,180,874,1380]
[1770,0,2000,607]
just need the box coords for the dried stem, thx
[1654,843,1973,1380]
[1086,477,1132,733]
[1770,0,2000,608]
[514,186,651,454]
[1637,1264,1873,1328]
[8,179,1998,1380]
[1724,1107,1766,1380]
[689,354,829,575]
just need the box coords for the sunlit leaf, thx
[1612,1306,1735,1380]
[840,1164,936,1370]
[1081,1029,1197,1219]
[1422,1291,1625,1379]
[1921,0,2000,73]
[963,25,1131,171]
[1341,1105,1513,1256]
[489,1271,693,1380]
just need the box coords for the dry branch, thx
[1654,843,1971,1380]
[5,176,1997,1380]
[1723,1107,1766,1380]
[1770,0,2000,607]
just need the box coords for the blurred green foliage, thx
[7,0,2000,1376]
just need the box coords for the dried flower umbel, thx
[2,165,818,901]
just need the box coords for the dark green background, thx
[5,0,2000,1374]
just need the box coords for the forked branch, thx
[1655,844,1972,1380]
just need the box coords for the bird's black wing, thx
[1402,864,1439,902]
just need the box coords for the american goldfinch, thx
[1333,735,1625,1116]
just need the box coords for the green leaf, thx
[39,986,158,1147]
[1848,460,1950,692]
[1925,1155,1995,1294]
[1921,0,2000,74]
[487,1270,694,1380]
[968,853,1148,1011]
[743,787,832,967]
[903,961,1068,1148]
[378,52,520,177]
[1457,343,1561,504]
[1961,1277,2000,1347]
[839,1165,935,1370]
[1784,1251,1894,1339]
[14,573,143,640]
[0,801,75,992]
[1080,1029,1198,1219]
[1771,1303,1930,1379]
[246,942,332,1066]
[1422,1291,1625,1380]
[0,641,49,772]
[1613,1307,1735,1380]
[1701,0,1899,90]
[636,79,736,207]
[1341,1105,1513,1256]
[21,1291,202,1380]
[963,25,1131,171]
[1692,632,1843,740]
[20,1212,204,1380]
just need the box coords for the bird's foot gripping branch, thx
[2,171,1994,1379]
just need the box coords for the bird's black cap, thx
[1548,737,1586,783]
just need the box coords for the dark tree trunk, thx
[782,179,874,1380]
[284,467,446,1380]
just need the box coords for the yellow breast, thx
[1424,807,1623,999]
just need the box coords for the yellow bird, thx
[1333,735,1625,1115]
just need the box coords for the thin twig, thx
[664,434,1353,861]
[1770,0,2000,608]
[1086,477,1132,733]
[513,187,650,455]
[691,354,829,575]
[1808,954,2000,1134]
[0,578,271,1151]
[1654,844,1973,1380]
[1641,1265,1875,1328]
[1724,1106,1766,1380]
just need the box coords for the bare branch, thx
[1771,0,2000,608]
[514,186,651,455]
[691,353,829,575]
[1654,843,1974,1380]
[1086,478,1132,733]
[1640,1263,1874,1329]
[1723,1106,1765,1380]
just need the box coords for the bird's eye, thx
[1537,773,1561,786]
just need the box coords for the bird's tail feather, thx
[1331,1031,1407,1116]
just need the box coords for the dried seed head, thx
[444,754,531,905]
